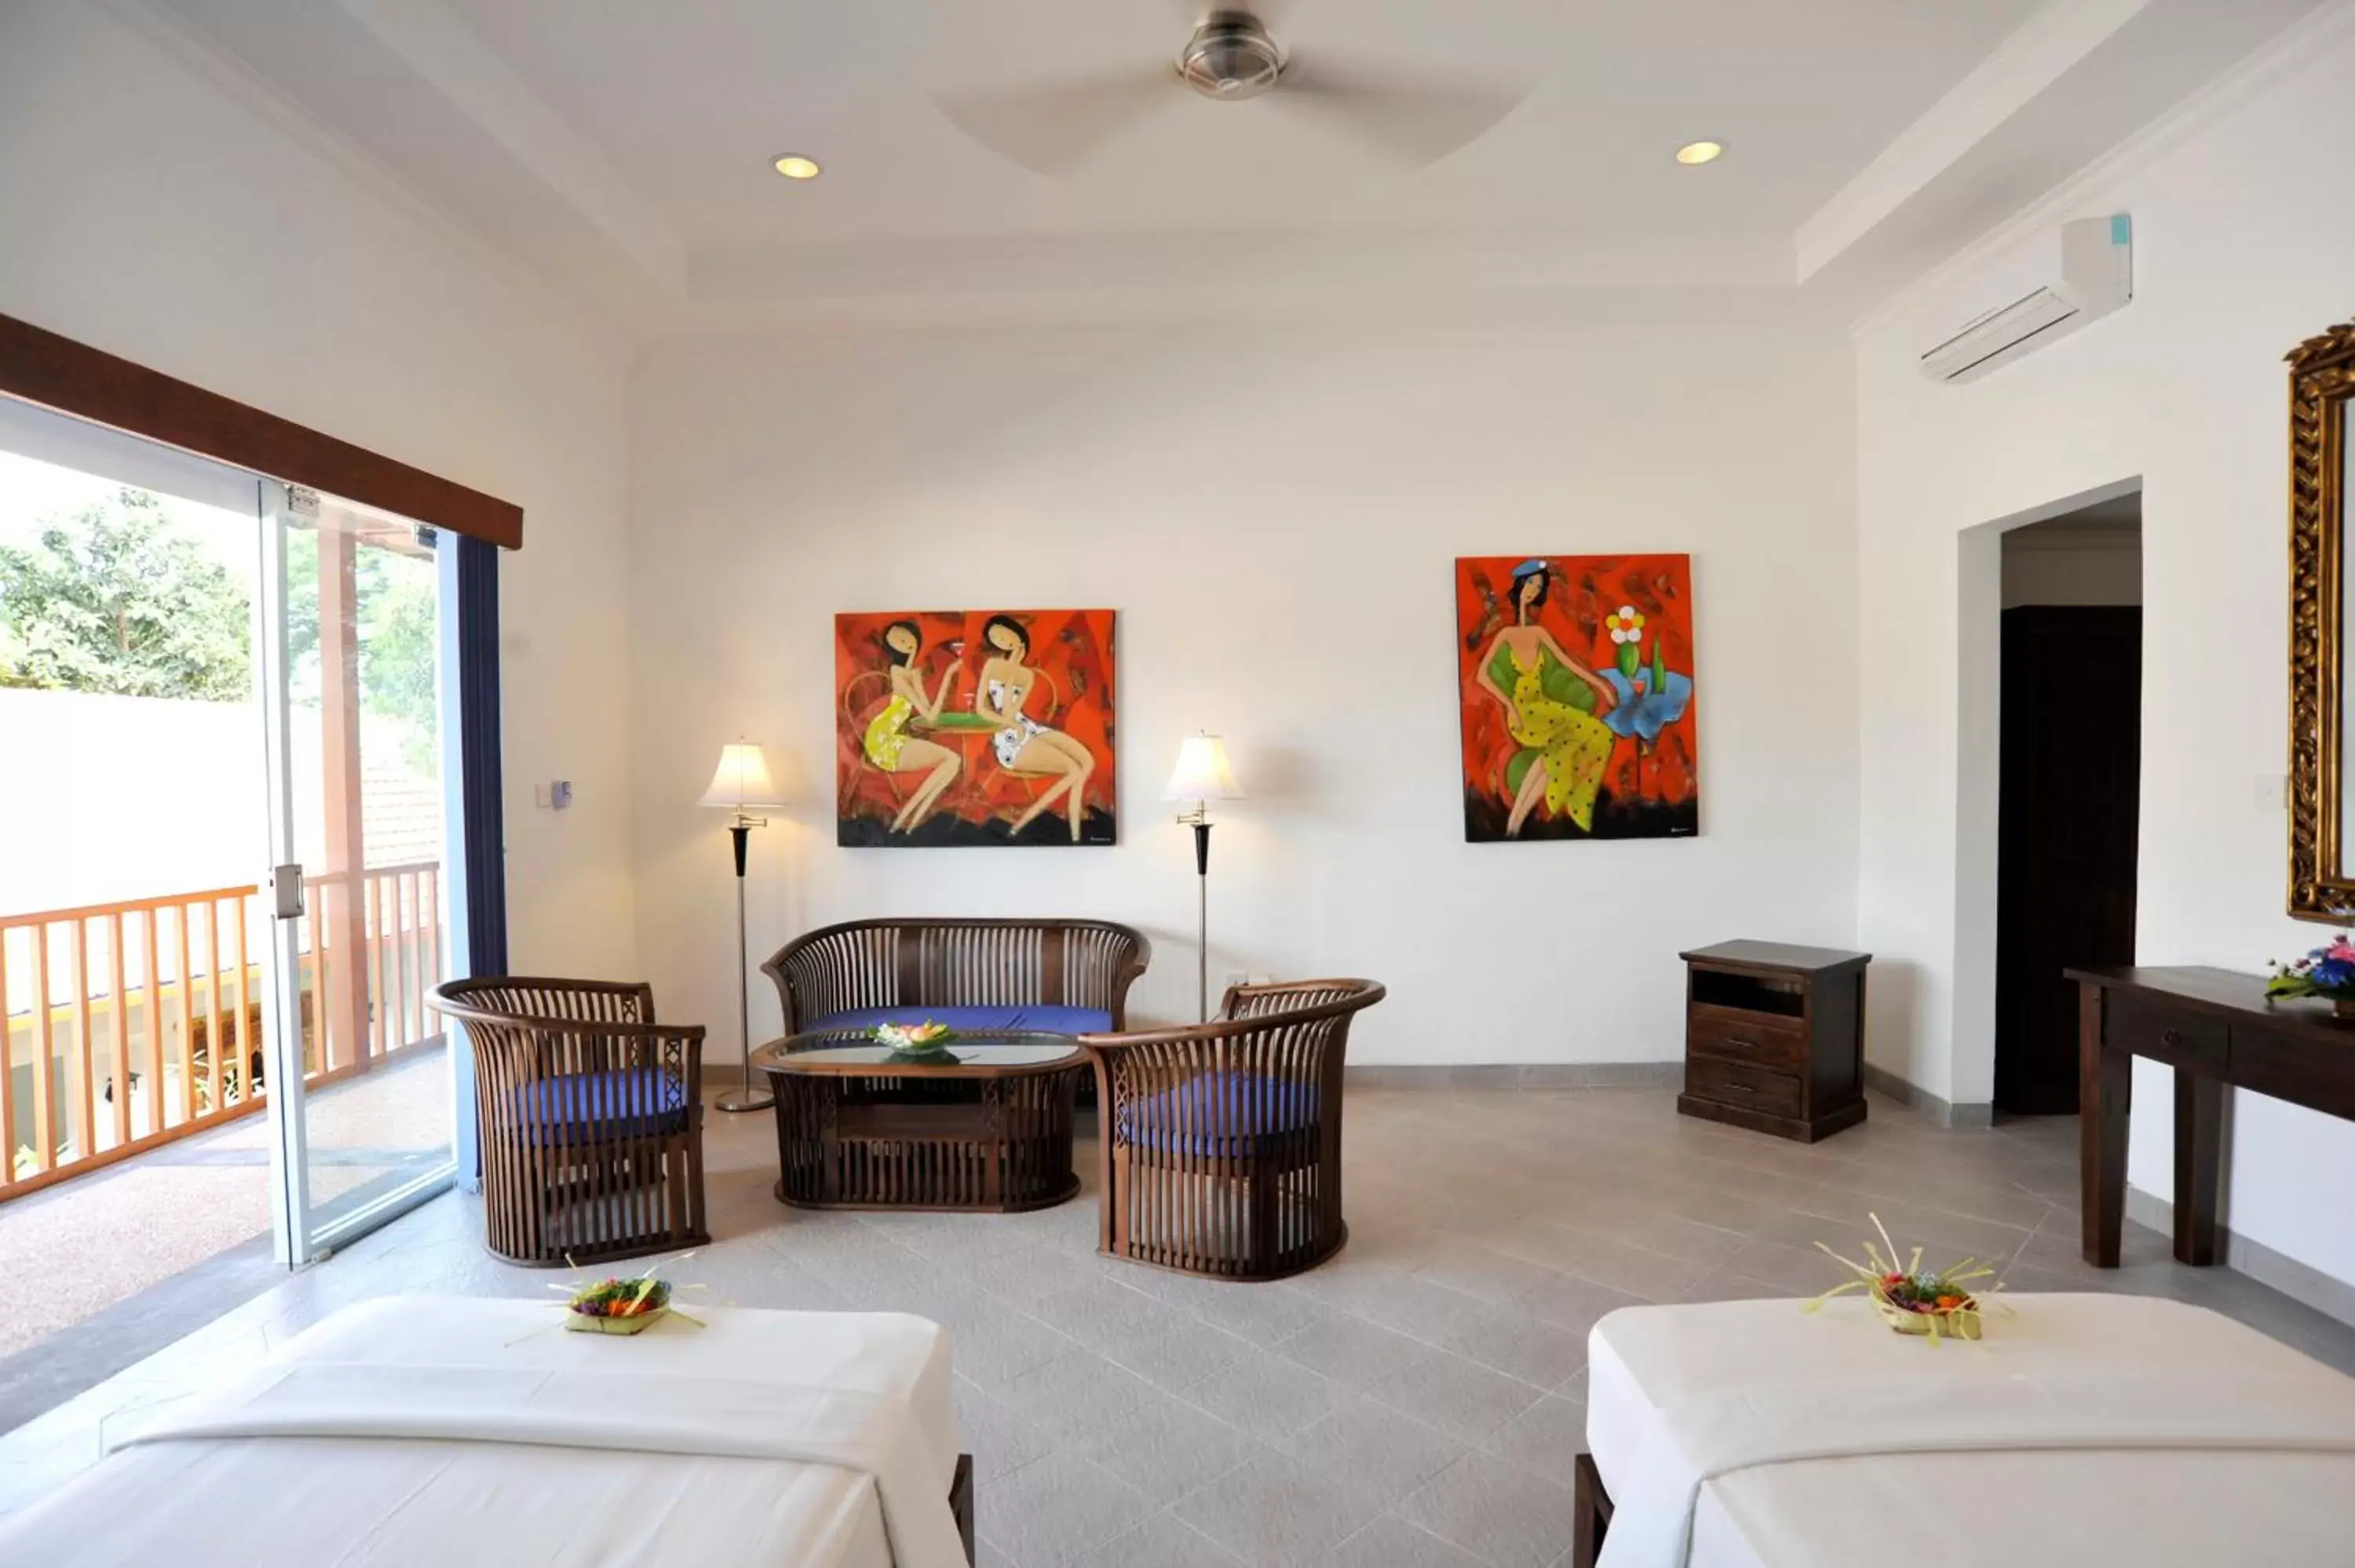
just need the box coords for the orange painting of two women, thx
[1455,556,1698,842]
[835,608,1115,847]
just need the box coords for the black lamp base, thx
[719,819,772,1113]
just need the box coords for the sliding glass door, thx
[0,393,462,1300]
[257,486,458,1262]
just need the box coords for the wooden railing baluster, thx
[203,899,224,1115]
[0,935,12,1188]
[143,906,163,1141]
[71,917,95,1161]
[0,866,442,1205]
[108,910,130,1149]
[31,924,55,1173]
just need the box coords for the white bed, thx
[0,1296,968,1568]
[1583,1293,2355,1568]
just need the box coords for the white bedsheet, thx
[1589,1293,2355,1568]
[0,1296,962,1568]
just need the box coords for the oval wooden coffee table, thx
[750,1030,1086,1212]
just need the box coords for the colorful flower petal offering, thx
[1806,1213,1999,1344]
[874,1019,961,1063]
[556,1254,703,1335]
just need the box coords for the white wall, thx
[1855,9,2355,1285]
[626,326,1859,1063]
[0,0,637,976]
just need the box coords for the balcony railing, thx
[1,862,443,1201]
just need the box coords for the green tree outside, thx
[2,490,437,759]
[0,487,250,699]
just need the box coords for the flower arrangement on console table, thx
[875,1019,962,1065]
[2265,936,2355,1017]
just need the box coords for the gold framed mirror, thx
[2288,319,2355,919]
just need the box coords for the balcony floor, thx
[0,1042,450,1432]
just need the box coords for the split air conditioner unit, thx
[1919,215,2133,384]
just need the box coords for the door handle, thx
[272,863,305,921]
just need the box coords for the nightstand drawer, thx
[1683,1057,1805,1118]
[1689,1004,1808,1070]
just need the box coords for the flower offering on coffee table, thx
[874,1019,962,1064]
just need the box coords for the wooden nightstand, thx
[1676,941,1870,1143]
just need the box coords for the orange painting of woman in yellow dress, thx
[1456,556,1698,841]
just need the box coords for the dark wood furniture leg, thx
[951,1453,975,1565]
[2172,1068,2225,1266]
[1572,1453,1612,1568]
[2078,982,2129,1267]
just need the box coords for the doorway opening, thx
[1994,494,2143,1114]
[0,397,465,1434]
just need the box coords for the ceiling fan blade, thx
[1271,51,1529,166]
[935,64,1175,177]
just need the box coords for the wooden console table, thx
[2070,966,2355,1267]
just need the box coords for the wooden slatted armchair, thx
[429,977,707,1267]
[1079,978,1386,1282]
[763,918,1150,1037]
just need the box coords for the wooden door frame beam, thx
[0,312,523,549]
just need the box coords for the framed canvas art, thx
[1455,555,1698,841]
[834,608,1115,847]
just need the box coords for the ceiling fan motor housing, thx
[1178,13,1283,100]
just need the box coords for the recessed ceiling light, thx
[1675,140,1725,166]
[772,154,822,180]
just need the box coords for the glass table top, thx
[754,1031,1084,1071]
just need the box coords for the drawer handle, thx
[1725,1037,1758,1051]
[1722,1081,1754,1094]
[2161,1029,2184,1048]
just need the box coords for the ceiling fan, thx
[936,2,1531,176]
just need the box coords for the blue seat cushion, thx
[809,1005,1112,1035]
[1118,1070,1321,1158]
[510,1067,689,1144]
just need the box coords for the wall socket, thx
[533,780,574,810]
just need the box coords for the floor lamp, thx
[699,739,785,1113]
[1164,733,1244,1023]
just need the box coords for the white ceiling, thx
[131,0,2329,335]
[447,0,2034,246]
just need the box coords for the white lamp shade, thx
[1163,733,1243,802]
[698,742,785,809]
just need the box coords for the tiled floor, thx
[4,1083,2351,1566]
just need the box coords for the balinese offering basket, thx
[1809,1213,1998,1346]
[564,1277,674,1335]
[1871,1282,1981,1340]
[875,1020,962,1067]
